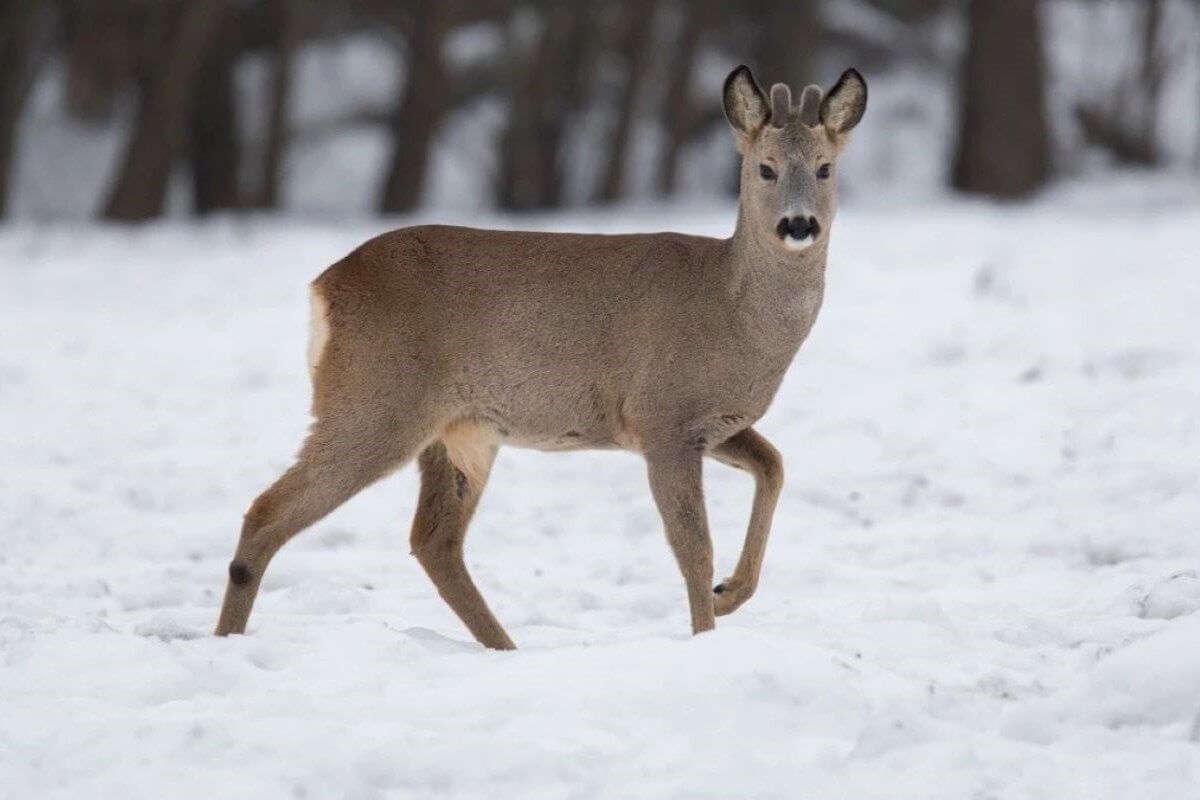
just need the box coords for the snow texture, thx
[2,188,1199,798]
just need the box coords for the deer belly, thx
[497,423,638,454]
[457,403,641,453]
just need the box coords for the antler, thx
[797,84,823,127]
[769,83,792,128]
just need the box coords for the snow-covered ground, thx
[2,186,1199,798]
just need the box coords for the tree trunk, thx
[257,0,301,209]
[755,0,818,90]
[1137,0,1164,164]
[190,9,241,214]
[497,4,586,211]
[1074,0,1165,167]
[658,0,712,197]
[379,0,456,214]
[0,1,39,218]
[61,0,136,123]
[101,0,232,222]
[951,0,1050,198]
[595,0,659,204]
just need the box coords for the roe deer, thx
[216,65,867,649]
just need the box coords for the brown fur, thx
[215,66,867,648]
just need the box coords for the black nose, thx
[776,215,820,241]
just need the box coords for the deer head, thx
[723,65,867,253]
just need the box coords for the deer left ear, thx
[723,65,770,145]
[820,68,867,135]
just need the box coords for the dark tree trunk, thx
[0,1,39,217]
[1137,0,1164,163]
[190,9,241,214]
[102,0,232,222]
[658,0,712,197]
[951,0,1050,198]
[497,4,586,211]
[595,0,659,204]
[61,0,136,123]
[379,0,456,214]
[1073,0,1165,167]
[257,0,301,209]
[755,0,818,89]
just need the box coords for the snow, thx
[2,187,1200,797]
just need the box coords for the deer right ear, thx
[723,65,769,148]
[820,68,867,136]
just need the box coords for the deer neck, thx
[727,204,827,320]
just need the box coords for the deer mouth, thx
[781,232,815,251]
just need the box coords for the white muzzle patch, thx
[782,233,815,251]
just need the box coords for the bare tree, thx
[658,0,715,197]
[952,0,1050,198]
[497,3,588,211]
[257,0,302,209]
[190,9,242,213]
[595,0,660,203]
[0,0,41,217]
[0,4,35,216]
[61,0,136,123]
[102,0,233,221]
[1073,0,1166,166]
[1137,0,1165,160]
[753,0,819,90]
[379,0,458,214]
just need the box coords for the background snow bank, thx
[1,187,1199,797]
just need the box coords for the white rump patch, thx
[307,285,331,378]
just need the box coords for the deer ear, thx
[820,68,867,135]
[723,65,769,144]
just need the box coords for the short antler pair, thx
[768,82,823,128]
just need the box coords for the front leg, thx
[708,427,784,616]
[645,446,716,635]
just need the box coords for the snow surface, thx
[2,188,1200,798]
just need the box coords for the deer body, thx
[216,66,866,649]
[313,225,823,454]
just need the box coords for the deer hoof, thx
[713,577,753,616]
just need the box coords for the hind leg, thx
[215,412,432,636]
[410,428,514,650]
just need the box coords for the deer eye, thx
[816,163,832,179]
[759,164,777,181]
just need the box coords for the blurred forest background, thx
[0,0,1198,221]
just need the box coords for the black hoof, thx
[713,583,726,594]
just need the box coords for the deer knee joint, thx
[759,456,784,493]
